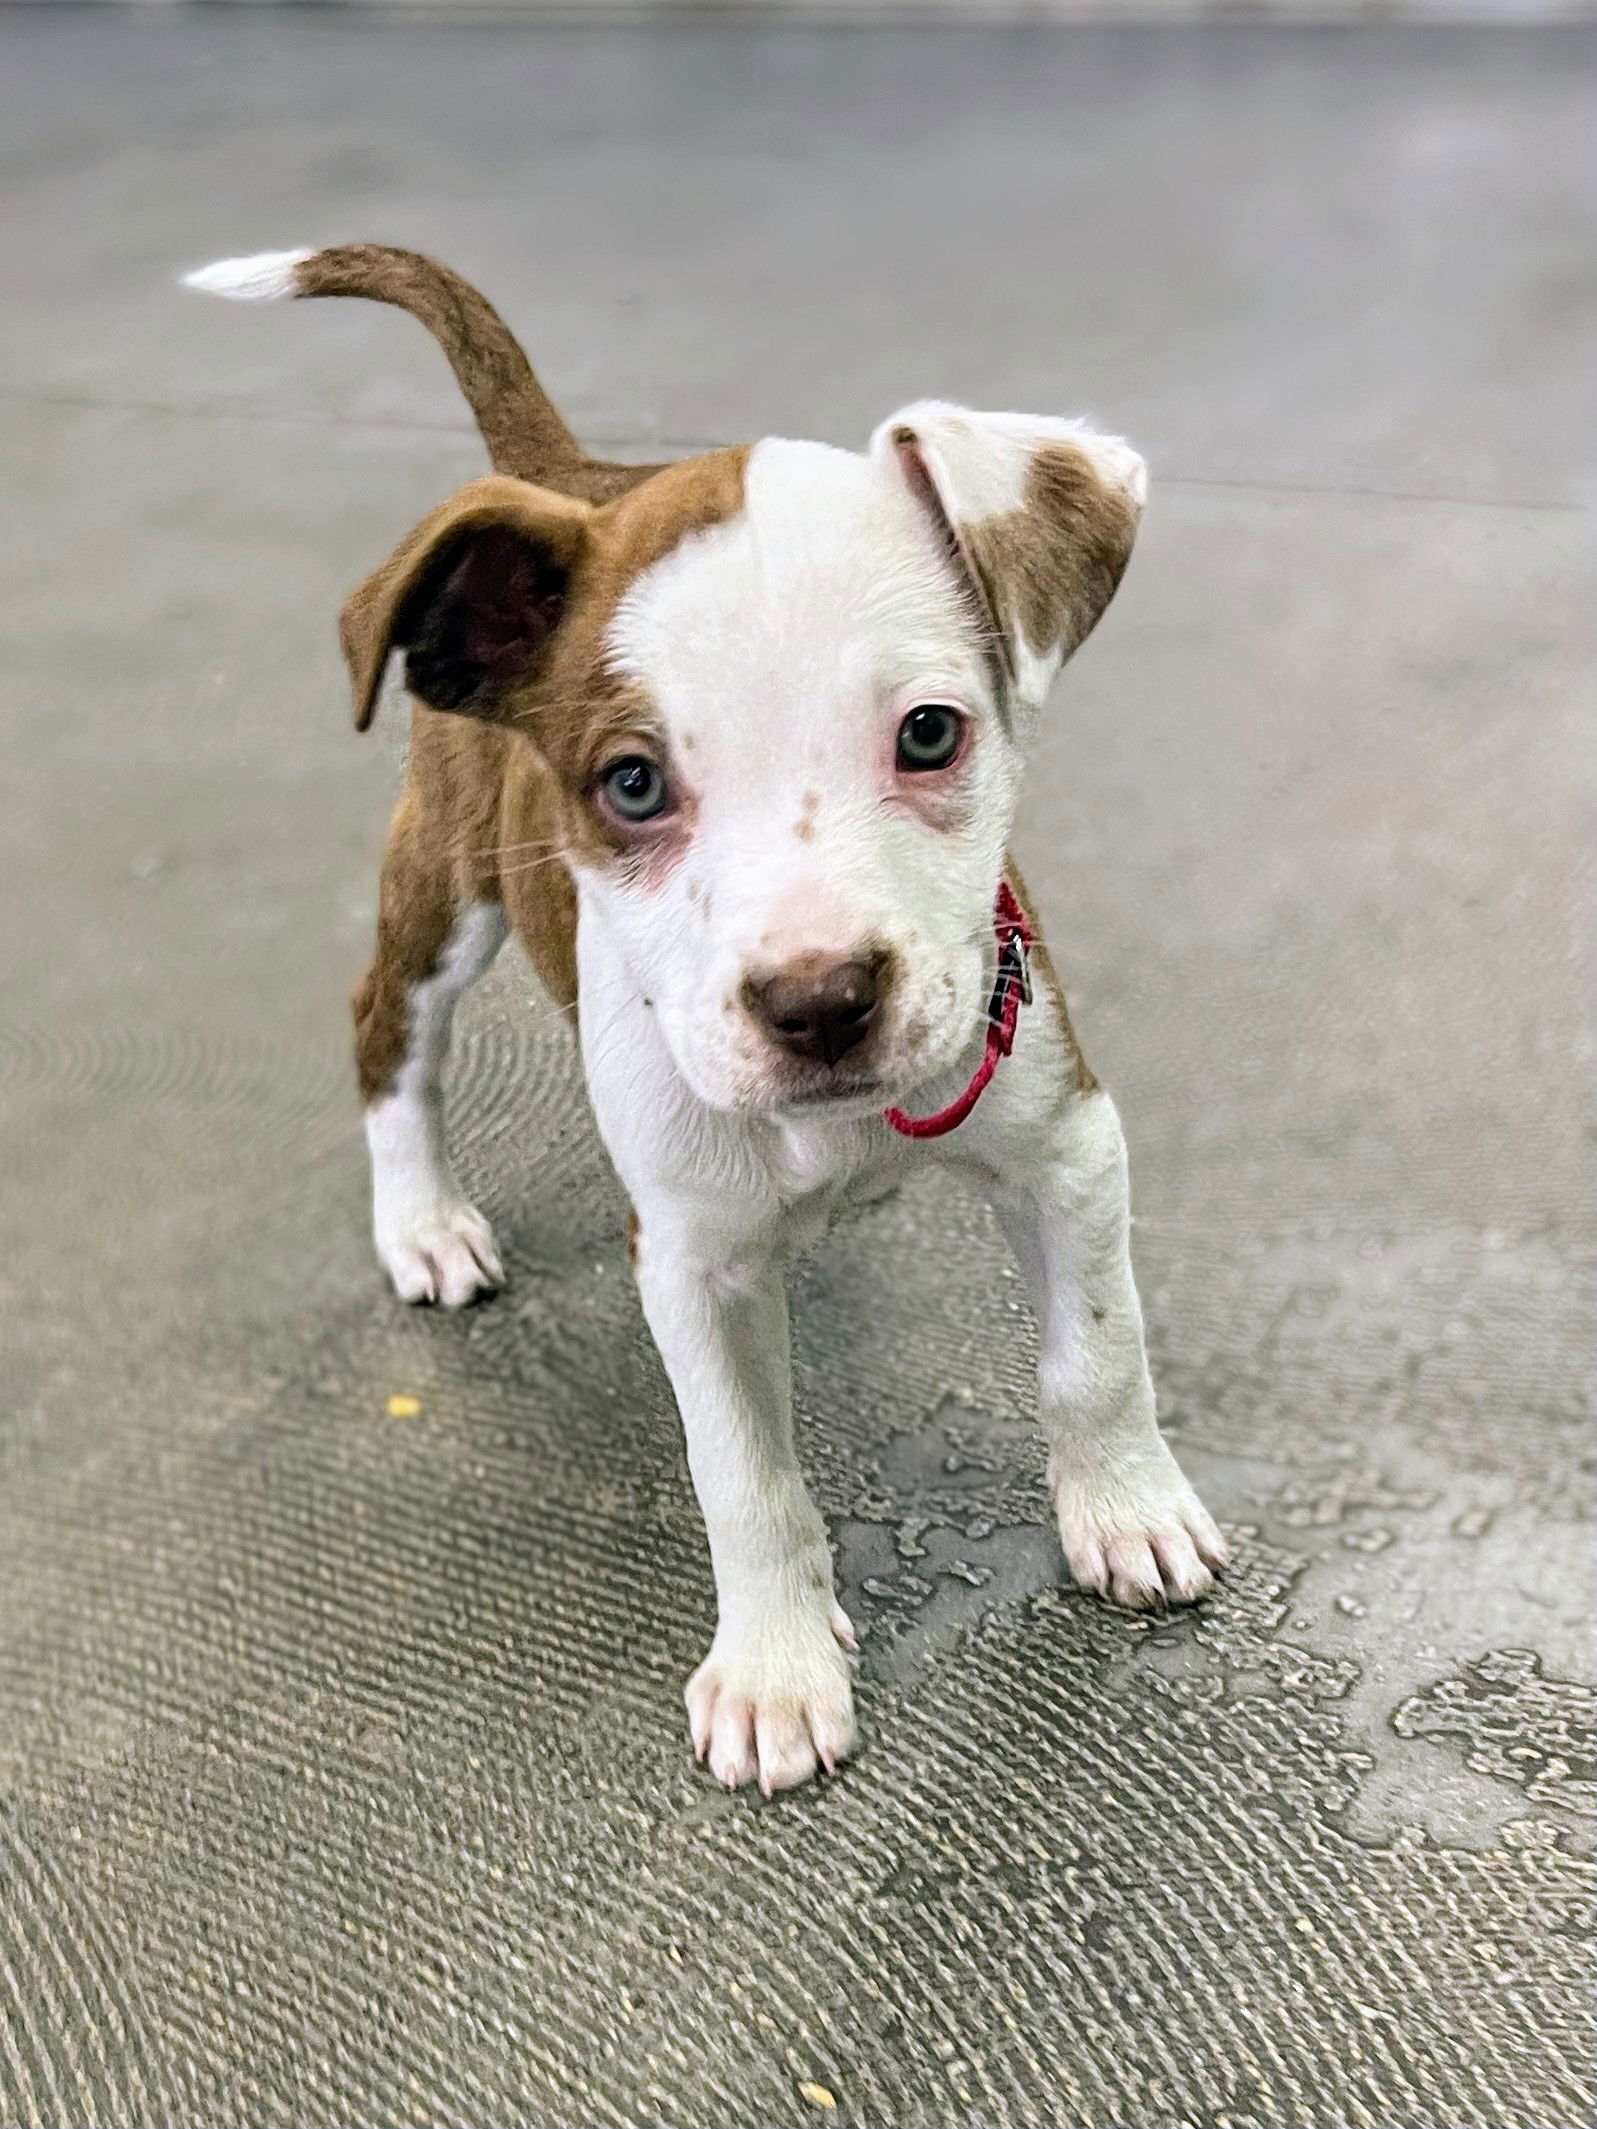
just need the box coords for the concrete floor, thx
[1,16,1592,2128]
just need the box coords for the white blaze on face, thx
[593,436,1022,1112]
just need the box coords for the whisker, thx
[578,984,648,1067]
[465,835,563,862]
[493,848,575,883]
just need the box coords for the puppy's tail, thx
[182,244,589,488]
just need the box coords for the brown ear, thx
[339,475,592,731]
[871,402,1146,710]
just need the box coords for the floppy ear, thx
[871,401,1146,710]
[339,475,592,731]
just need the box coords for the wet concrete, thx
[0,15,1592,2127]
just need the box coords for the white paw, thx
[685,1605,858,1795]
[1053,1443,1228,1612]
[375,1199,503,1309]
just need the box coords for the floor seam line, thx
[7,388,1592,515]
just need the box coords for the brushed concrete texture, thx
[1,16,1593,2129]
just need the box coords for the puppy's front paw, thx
[685,1606,858,1795]
[1053,1443,1228,1612]
[375,1199,503,1309]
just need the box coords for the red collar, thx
[883,880,1034,1139]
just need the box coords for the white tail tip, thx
[181,248,314,302]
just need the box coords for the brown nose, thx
[742,950,887,1068]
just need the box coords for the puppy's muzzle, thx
[741,948,893,1070]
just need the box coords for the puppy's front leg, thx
[632,1216,855,1793]
[990,1088,1228,1611]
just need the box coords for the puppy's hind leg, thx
[355,812,507,1307]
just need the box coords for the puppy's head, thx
[342,405,1144,1115]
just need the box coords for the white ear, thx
[871,400,1146,711]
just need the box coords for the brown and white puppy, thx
[186,245,1227,1794]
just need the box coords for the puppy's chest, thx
[764,1119,912,1258]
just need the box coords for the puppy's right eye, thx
[601,755,670,824]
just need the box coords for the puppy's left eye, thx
[896,703,964,773]
[601,755,670,823]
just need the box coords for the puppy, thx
[186,245,1227,1794]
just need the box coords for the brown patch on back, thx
[965,442,1140,666]
[625,1208,640,1269]
[1006,858,1099,1098]
[564,460,669,506]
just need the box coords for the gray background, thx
[32,2,1597,26]
[0,15,1592,2127]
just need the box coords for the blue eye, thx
[896,703,964,772]
[602,756,669,822]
